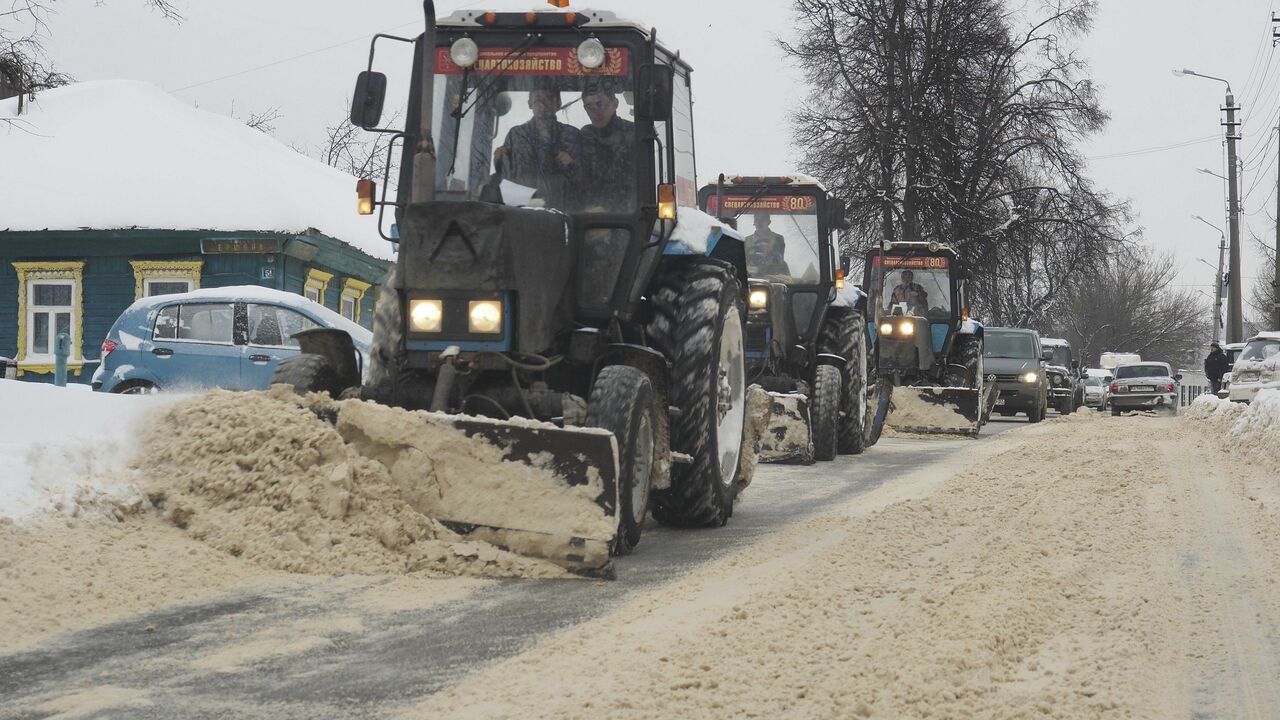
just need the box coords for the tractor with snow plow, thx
[272,3,753,575]
[864,241,992,438]
[699,175,872,462]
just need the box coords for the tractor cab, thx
[698,175,848,368]
[864,242,968,378]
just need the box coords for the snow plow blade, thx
[444,418,619,576]
[885,386,982,438]
[756,392,814,464]
[335,404,620,577]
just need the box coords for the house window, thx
[340,278,372,322]
[129,260,202,300]
[12,261,85,375]
[304,268,334,306]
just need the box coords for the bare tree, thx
[783,0,1132,321]
[1247,232,1277,330]
[318,105,401,183]
[2,0,181,113]
[230,101,281,135]
[1059,247,1210,369]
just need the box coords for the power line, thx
[1087,135,1220,161]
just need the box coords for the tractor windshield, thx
[867,254,952,321]
[1045,346,1072,367]
[709,193,823,284]
[431,43,637,213]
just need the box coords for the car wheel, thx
[113,380,158,395]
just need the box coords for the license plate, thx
[1131,385,1155,392]
[995,398,1006,406]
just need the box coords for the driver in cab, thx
[745,212,789,276]
[888,269,929,315]
[493,88,581,203]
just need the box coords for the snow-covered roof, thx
[1040,337,1069,347]
[1247,331,1280,342]
[0,80,394,261]
[715,173,828,191]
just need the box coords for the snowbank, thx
[0,80,392,261]
[0,381,177,520]
[1183,390,1280,471]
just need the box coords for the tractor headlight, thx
[748,288,769,310]
[450,37,480,68]
[468,300,503,334]
[409,299,444,333]
[879,322,894,335]
[577,37,606,69]
[1022,371,1038,384]
[898,320,914,336]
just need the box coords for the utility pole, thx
[1223,93,1244,342]
[1193,214,1227,343]
[1275,122,1280,328]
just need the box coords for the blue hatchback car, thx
[92,286,372,394]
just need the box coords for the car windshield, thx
[1084,377,1107,387]
[710,193,823,284]
[984,333,1036,359]
[432,42,636,213]
[1045,346,1072,367]
[1239,339,1280,362]
[867,254,952,321]
[1114,365,1169,379]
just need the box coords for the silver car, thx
[1109,362,1180,416]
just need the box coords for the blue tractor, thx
[273,3,752,574]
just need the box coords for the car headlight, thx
[450,37,480,68]
[748,288,769,310]
[409,299,443,333]
[879,322,894,335]
[898,321,914,336]
[468,300,503,334]
[1022,371,1038,384]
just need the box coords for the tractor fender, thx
[662,208,748,293]
[597,342,670,402]
[957,319,984,336]
[815,352,847,368]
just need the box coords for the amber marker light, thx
[357,178,375,215]
[658,184,677,220]
[835,269,846,290]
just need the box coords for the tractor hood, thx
[397,201,575,356]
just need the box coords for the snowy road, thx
[0,421,1025,719]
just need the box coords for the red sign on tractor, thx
[435,47,629,76]
[704,195,817,214]
[875,254,950,269]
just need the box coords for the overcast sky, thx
[19,0,1280,292]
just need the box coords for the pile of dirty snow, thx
[1182,390,1280,472]
[130,387,577,578]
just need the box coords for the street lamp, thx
[1177,68,1244,342]
[1192,214,1227,343]
[1197,167,1227,181]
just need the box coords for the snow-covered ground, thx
[1183,389,1280,470]
[0,381,175,520]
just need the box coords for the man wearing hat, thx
[1204,342,1230,395]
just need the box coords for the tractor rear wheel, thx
[586,365,659,555]
[811,364,841,461]
[272,354,342,397]
[647,260,747,528]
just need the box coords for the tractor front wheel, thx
[586,365,661,555]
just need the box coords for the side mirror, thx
[829,198,851,230]
[636,64,675,122]
[1175,373,1183,381]
[1040,349,1053,361]
[350,71,388,129]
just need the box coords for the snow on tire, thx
[367,264,403,388]
[819,311,868,454]
[810,364,841,461]
[585,365,659,555]
[647,260,746,528]
[272,354,342,397]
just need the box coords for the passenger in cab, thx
[746,212,789,276]
[494,88,581,204]
[578,87,635,211]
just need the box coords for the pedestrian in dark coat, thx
[1204,342,1230,395]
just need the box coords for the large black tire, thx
[585,365,659,555]
[367,264,403,388]
[1028,396,1045,423]
[810,364,841,461]
[819,311,868,455]
[864,376,887,447]
[646,260,746,528]
[272,353,343,397]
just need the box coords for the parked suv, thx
[1226,331,1280,403]
[92,286,372,394]
[984,327,1050,422]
